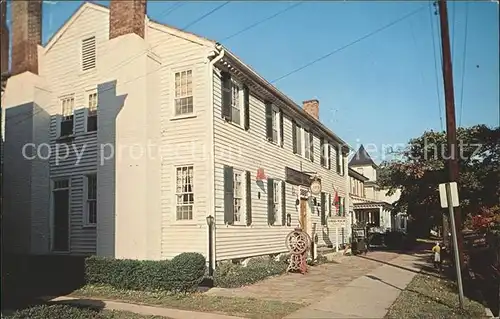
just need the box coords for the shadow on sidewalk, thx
[355,253,442,279]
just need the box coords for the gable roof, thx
[349,144,376,167]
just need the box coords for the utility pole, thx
[436,0,465,269]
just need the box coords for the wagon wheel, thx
[285,231,309,255]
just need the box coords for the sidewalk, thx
[285,253,426,318]
[45,296,245,319]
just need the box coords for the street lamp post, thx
[206,215,215,277]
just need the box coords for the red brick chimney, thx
[303,99,319,121]
[0,0,9,75]
[109,0,147,40]
[11,0,42,76]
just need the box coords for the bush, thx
[85,252,206,293]
[8,304,100,319]
[213,258,287,288]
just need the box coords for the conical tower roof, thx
[349,144,376,166]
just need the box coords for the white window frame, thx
[304,129,310,160]
[86,89,98,132]
[175,165,195,221]
[58,94,75,138]
[294,124,303,156]
[272,180,281,224]
[84,173,97,227]
[173,69,194,117]
[233,170,246,224]
[230,79,244,126]
[81,36,96,72]
[271,107,280,144]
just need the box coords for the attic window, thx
[81,36,96,71]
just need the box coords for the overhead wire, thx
[458,1,469,127]
[181,1,230,30]
[428,1,444,132]
[221,1,304,42]
[269,4,427,84]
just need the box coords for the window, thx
[230,80,243,125]
[273,180,281,223]
[272,108,279,143]
[336,147,344,175]
[81,36,96,71]
[85,174,97,225]
[174,70,193,116]
[60,96,74,137]
[294,125,302,154]
[304,130,310,159]
[320,138,328,167]
[233,171,244,222]
[87,91,98,132]
[176,165,194,220]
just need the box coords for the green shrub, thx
[85,252,206,293]
[214,258,287,288]
[7,304,100,319]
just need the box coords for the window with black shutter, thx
[281,182,286,225]
[221,72,232,120]
[223,165,234,225]
[279,111,284,147]
[245,171,252,225]
[328,144,331,170]
[292,121,297,154]
[243,85,250,130]
[320,138,325,167]
[336,146,342,174]
[267,178,275,225]
[309,132,314,162]
[265,102,273,141]
[321,192,326,225]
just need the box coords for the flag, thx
[333,189,339,213]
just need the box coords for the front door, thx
[53,180,70,252]
[299,199,307,231]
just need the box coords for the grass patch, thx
[4,304,169,319]
[386,274,487,319]
[70,285,304,319]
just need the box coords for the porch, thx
[353,200,393,231]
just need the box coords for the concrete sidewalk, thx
[285,253,426,318]
[45,296,245,319]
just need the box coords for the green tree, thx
[378,125,500,235]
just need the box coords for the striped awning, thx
[354,201,393,210]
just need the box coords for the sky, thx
[5,1,500,163]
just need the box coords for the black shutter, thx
[223,165,234,225]
[309,132,314,162]
[281,182,286,226]
[320,138,325,166]
[265,102,273,141]
[328,193,332,217]
[267,178,275,225]
[279,111,284,147]
[292,120,297,154]
[328,144,331,170]
[321,192,326,225]
[245,171,252,226]
[243,85,250,130]
[221,71,232,120]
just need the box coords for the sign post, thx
[439,182,464,309]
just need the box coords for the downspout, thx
[207,46,224,276]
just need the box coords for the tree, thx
[378,125,500,235]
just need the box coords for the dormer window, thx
[81,36,96,71]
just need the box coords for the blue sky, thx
[6,1,499,162]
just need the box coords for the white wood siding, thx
[40,5,110,254]
[212,69,348,261]
[145,24,213,260]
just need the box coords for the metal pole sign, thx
[439,182,465,309]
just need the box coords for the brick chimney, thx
[109,0,147,40]
[303,99,319,121]
[11,0,42,75]
[1,0,9,75]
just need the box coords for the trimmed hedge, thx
[7,304,101,319]
[213,257,288,288]
[85,252,206,293]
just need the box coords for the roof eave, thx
[221,47,352,153]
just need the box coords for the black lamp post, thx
[206,215,214,277]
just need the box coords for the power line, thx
[429,1,444,131]
[458,1,469,127]
[182,1,230,30]
[270,4,427,84]
[221,1,304,42]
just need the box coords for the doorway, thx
[299,199,307,231]
[52,179,70,252]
